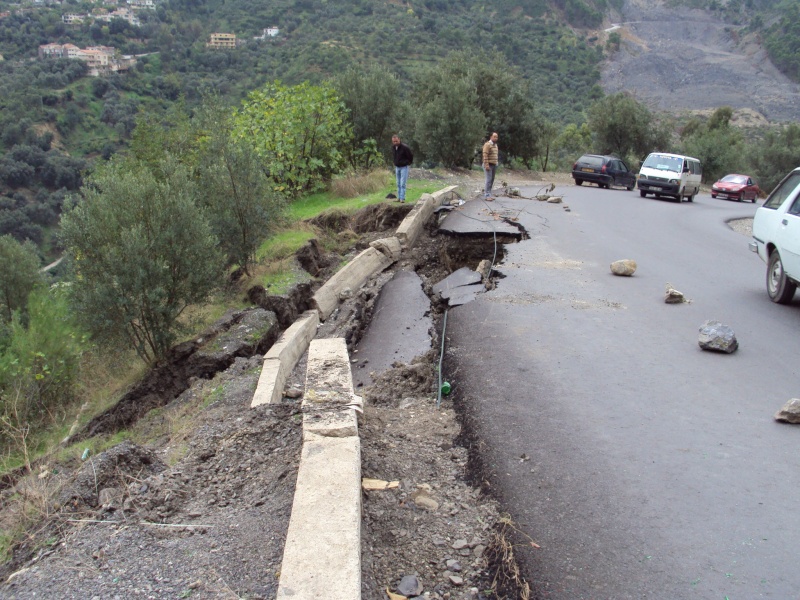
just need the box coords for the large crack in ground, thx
[0,196,537,600]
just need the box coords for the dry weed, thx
[330,170,388,198]
[485,516,532,600]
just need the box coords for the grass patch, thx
[288,177,442,221]
[330,170,390,198]
[256,226,318,262]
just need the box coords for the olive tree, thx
[0,235,42,323]
[588,93,671,160]
[193,102,286,275]
[60,158,224,363]
[415,77,486,168]
[333,66,402,167]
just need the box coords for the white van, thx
[637,152,702,203]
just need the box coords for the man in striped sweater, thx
[482,132,499,200]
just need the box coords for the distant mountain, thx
[600,0,800,123]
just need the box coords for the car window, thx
[579,155,603,167]
[620,160,630,172]
[747,178,753,185]
[642,154,682,172]
[692,161,702,175]
[763,171,800,210]
[789,198,800,216]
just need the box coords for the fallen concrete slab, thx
[251,309,320,407]
[277,337,361,599]
[312,247,395,321]
[396,193,438,248]
[276,432,361,600]
[303,337,360,437]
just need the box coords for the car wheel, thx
[674,194,682,203]
[687,192,695,202]
[752,196,757,203]
[767,251,797,304]
[640,190,647,198]
[575,179,583,186]
[626,184,634,191]
[711,193,717,198]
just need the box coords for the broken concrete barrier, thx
[396,193,438,249]
[277,337,361,599]
[312,247,395,321]
[369,236,402,261]
[251,309,320,407]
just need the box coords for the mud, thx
[69,309,281,443]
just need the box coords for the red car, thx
[710,174,760,202]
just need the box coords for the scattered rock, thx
[449,575,464,586]
[411,487,439,511]
[508,187,521,196]
[610,259,637,276]
[397,574,423,596]
[446,559,462,572]
[698,320,738,353]
[476,259,492,281]
[775,398,800,423]
[98,487,121,510]
[338,287,353,300]
[452,539,469,550]
[546,196,563,204]
[665,284,686,304]
[284,386,303,399]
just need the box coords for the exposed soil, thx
[0,169,557,600]
[600,0,800,123]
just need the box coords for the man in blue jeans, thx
[391,135,413,203]
[482,132,499,199]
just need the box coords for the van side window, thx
[763,172,800,210]
[691,161,701,175]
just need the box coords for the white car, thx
[750,167,800,303]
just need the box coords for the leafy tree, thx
[0,235,42,323]
[554,122,593,169]
[681,127,744,184]
[193,102,286,275]
[414,76,486,168]
[680,107,744,183]
[0,287,84,448]
[587,93,666,159]
[60,158,224,363]
[414,50,544,167]
[333,65,401,166]
[234,81,352,196]
[748,123,800,193]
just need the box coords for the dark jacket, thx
[392,143,414,167]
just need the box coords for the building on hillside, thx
[62,13,84,24]
[95,7,140,26]
[126,0,155,9]
[38,43,136,76]
[207,32,236,49]
[253,26,279,40]
[0,11,10,19]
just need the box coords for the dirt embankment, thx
[600,0,800,123]
[1,169,552,600]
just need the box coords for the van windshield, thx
[642,154,683,172]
